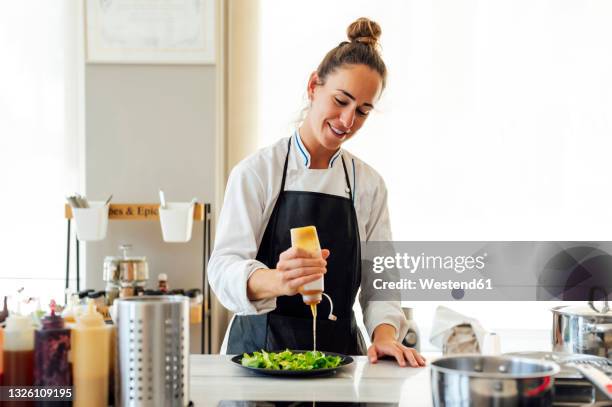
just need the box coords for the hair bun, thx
[347,17,381,47]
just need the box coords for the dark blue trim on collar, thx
[294,132,309,167]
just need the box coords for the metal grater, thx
[116,296,190,407]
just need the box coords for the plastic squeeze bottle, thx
[71,300,111,407]
[3,311,35,387]
[34,300,71,387]
[290,226,324,305]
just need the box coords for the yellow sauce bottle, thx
[291,225,324,351]
[72,300,111,407]
[290,226,324,305]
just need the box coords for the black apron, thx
[227,138,366,355]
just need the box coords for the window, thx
[257,1,612,349]
[0,1,82,309]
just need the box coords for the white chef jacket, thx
[209,131,408,343]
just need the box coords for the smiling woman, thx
[209,17,425,368]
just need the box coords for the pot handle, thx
[588,287,610,314]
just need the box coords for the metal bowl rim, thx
[430,355,561,379]
[115,295,189,304]
[551,305,612,318]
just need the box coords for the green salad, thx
[240,349,343,370]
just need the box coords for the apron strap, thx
[279,138,292,192]
[341,156,353,202]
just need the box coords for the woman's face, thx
[306,64,383,152]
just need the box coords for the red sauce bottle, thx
[34,300,71,387]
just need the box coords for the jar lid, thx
[87,291,106,299]
[185,288,202,298]
[78,289,94,299]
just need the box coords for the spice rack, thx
[64,202,212,354]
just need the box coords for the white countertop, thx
[190,354,432,406]
[189,329,552,406]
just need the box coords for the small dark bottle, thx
[34,301,71,406]
[0,295,9,323]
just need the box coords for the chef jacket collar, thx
[293,130,342,169]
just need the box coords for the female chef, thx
[209,17,425,367]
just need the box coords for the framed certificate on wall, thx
[86,0,215,64]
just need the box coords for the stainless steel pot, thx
[431,355,560,407]
[552,288,612,359]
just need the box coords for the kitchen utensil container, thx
[72,201,109,241]
[431,355,560,406]
[116,296,190,407]
[159,202,195,242]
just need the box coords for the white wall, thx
[0,0,82,305]
[256,0,612,350]
[84,64,216,351]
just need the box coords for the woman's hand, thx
[246,248,330,300]
[367,324,426,367]
[274,247,330,296]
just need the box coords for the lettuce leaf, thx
[240,349,342,370]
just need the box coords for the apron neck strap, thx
[341,156,353,201]
[280,138,291,192]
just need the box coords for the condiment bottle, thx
[107,325,117,407]
[88,290,111,322]
[34,300,71,388]
[4,313,35,407]
[0,323,4,385]
[0,295,9,323]
[3,311,35,387]
[158,273,169,293]
[185,288,203,324]
[291,226,324,304]
[72,300,111,407]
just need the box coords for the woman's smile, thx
[327,122,349,139]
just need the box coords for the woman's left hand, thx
[367,324,426,367]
